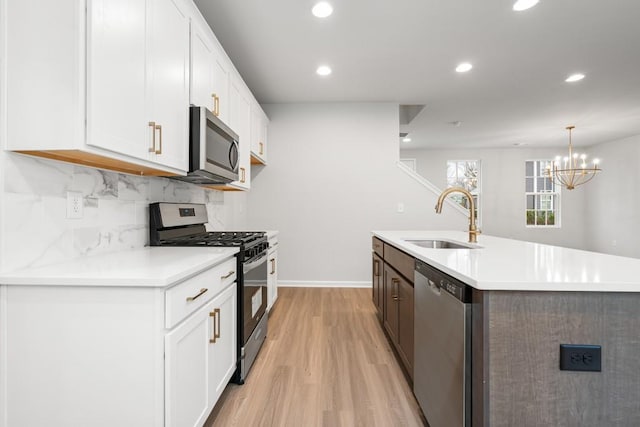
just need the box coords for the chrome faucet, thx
[435,187,481,243]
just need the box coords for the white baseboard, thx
[278,280,371,288]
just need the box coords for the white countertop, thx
[0,247,239,287]
[373,230,640,292]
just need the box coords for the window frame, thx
[525,159,561,228]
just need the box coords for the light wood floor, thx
[206,287,425,427]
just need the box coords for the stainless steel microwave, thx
[172,106,239,184]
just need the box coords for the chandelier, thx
[545,126,601,190]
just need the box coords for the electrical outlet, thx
[560,344,601,372]
[397,202,405,213]
[66,191,83,219]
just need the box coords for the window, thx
[446,160,481,225]
[525,160,560,227]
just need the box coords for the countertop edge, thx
[0,247,240,288]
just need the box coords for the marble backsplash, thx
[1,153,242,272]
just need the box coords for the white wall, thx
[585,134,640,258]
[401,147,588,249]
[246,103,466,285]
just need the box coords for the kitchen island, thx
[373,230,640,427]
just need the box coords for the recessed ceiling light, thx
[513,0,539,12]
[455,63,473,73]
[312,2,333,18]
[402,137,412,143]
[565,73,585,82]
[316,65,332,76]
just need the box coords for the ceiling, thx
[194,0,640,149]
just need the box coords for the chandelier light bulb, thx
[593,158,600,165]
[580,154,587,160]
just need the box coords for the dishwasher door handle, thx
[427,278,441,295]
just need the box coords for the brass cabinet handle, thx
[270,258,276,274]
[214,95,220,117]
[209,308,221,343]
[374,260,380,277]
[259,142,264,155]
[154,124,162,154]
[221,270,234,279]
[240,167,246,183]
[148,121,156,152]
[391,278,400,302]
[186,287,208,302]
[209,309,217,343]
[211,93,216,114]
[215,308,221,340]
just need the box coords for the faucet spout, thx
[434,187,480,243]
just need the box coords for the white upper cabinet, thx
[88,0,189,171]
[3,0,266,181]
[211,43,231,124]
[190,23,217,113]
[190,14,231,125]
[146,0,190,170]
[250,102,269,165]
[87,0,148,162]
[228,74,251,190]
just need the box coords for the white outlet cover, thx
[66,191,83,219]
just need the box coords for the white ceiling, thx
[194,0,640,149]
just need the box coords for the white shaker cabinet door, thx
[268,246,278,310]
[190,24,216,112]
[147,0,190,171]
[165,300,211,427]
[228,77,251,190]
[211,45,231,124]
[207,283,237,408]
[86,0,149,160]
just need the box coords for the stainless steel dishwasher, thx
[414,259,471,427]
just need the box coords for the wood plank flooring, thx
[206,287,425,427]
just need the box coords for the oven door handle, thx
[243,252,267,274]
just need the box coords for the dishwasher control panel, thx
[415,260,471,303]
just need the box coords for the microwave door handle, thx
[229,140,239,170]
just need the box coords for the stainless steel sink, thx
[404,239,476,249]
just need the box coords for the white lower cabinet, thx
[0,258,237,427]
[267,236,279,311]
[165,283,236,427]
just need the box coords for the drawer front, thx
[372,237,384,257]
[383,243,414,283]
[165,257,236,328]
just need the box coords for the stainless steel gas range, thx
[149,202,268,384]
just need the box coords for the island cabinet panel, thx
[380,243,415,380]
[478,291,640,427]
[372,250,383,321]
[383,243,414,282]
